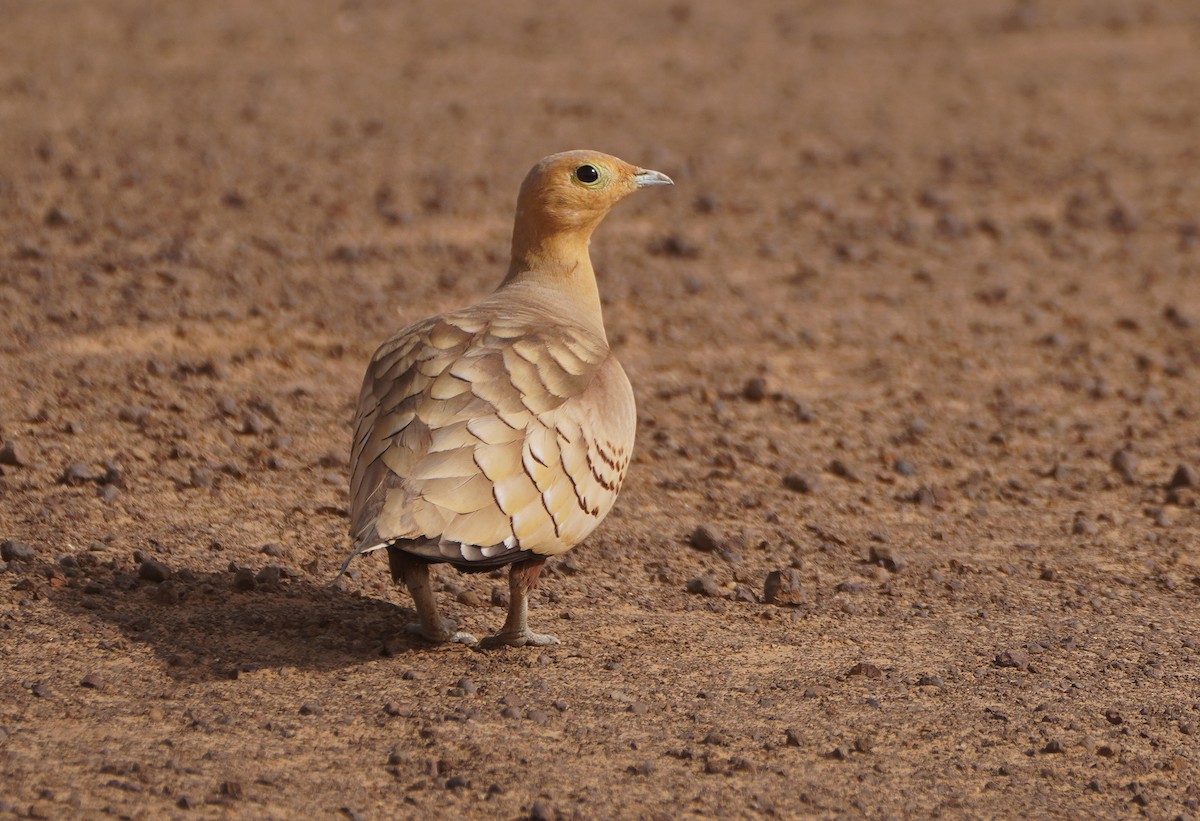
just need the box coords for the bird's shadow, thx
[41,556,431,681]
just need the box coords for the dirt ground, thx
[2,1,1200,818]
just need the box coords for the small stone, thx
[686,575,722,597]
[689,524,722,552]
[785,729,802,746]
[1111,448,1138,483]
[868,544,906,572]
[828,459,860,481]
[917,675,945,688]
[763,568,805,605]
[456,677,478,695]
[445,775,469,790]
[530,799,554,821]
[1041,739,1065,754]
[189,466,215,489]
[233,568,257,591]
[138,559,170,583]
[995,649,1031,670]
[60,461,100,486]
[783,472,821,494]
[527,709,549,724]
[80,673,106,691]
[1168,464,1198,490]
[299,703,323,716]
[1,540,36,563]
[847,662,883,679]
[893,459,918,476]
[384,703,412,718]
[1104,710,1123,725]
[742,377,769,401]
[0,440,29,466]
[1072,512,1098,536]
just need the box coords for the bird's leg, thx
[387,548,477,646]
[480,557,560,649]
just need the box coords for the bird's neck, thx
[501,228,606,339]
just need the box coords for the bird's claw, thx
[479,629,560,649]
[405,621,478,647]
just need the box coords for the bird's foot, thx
[405,620,478,647]
[479,629,560,649]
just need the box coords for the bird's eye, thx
[574,164,601,185]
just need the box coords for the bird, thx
[341,150,673,648]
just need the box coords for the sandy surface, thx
[2,1,1200,818]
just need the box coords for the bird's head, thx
[513,150,673,242]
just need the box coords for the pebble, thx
[995,649,1031,670]
[689,524,722,552]
[868,544,906,572]
[742,377,769,401]
[456,677,478,695]
[847,662,883,679]
[917,675,945,688]
[138,559,170,583]
[1110,447,1138,483]
[763,569,805,605]
[1,540,36,563]
[785,729,802,746]
[299,703,323,716]
[686,575,722,597]
[530,799,554,821]
[783,472,821,494]
[1168,464,1198,490]
[233,568,257,591]
[445,775,469,790]
[1072,512,1098,536]
[60,461,102,486]
[384,703,413,718]
[0,440,29,466]
[828,459,860,481]
[80,673,107,690]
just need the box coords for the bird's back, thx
[349,287,636,569]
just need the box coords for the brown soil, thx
[3,1,1200,818]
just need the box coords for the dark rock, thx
[299,703,323,716]
[445,775,469,789]
[686,575,722,597]
[689,524,722,552]
[138,559,170,583]
[79,673,106,690]
[1111,448,1138,483]
[763,568,805,605]
[1,540,36,562]
[1168,464,1198,490]
[60,461,101,486]
[783,472,821,494]
[995,649,1031,670]
[868,544,906,572]
[847,662,883,679]
[742,377,769,401]
[233,568,257,591]
[530,799,554,821]
[0,440,29,467]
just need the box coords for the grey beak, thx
[634,168,674,187]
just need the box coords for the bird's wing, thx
[348,310,636,567]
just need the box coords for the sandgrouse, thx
[342,150,672,648]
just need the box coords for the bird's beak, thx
[634,168,674,187]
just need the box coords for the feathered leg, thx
[388,547,477,646]
[480,557,560,648]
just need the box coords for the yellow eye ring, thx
[573,163,603,187]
